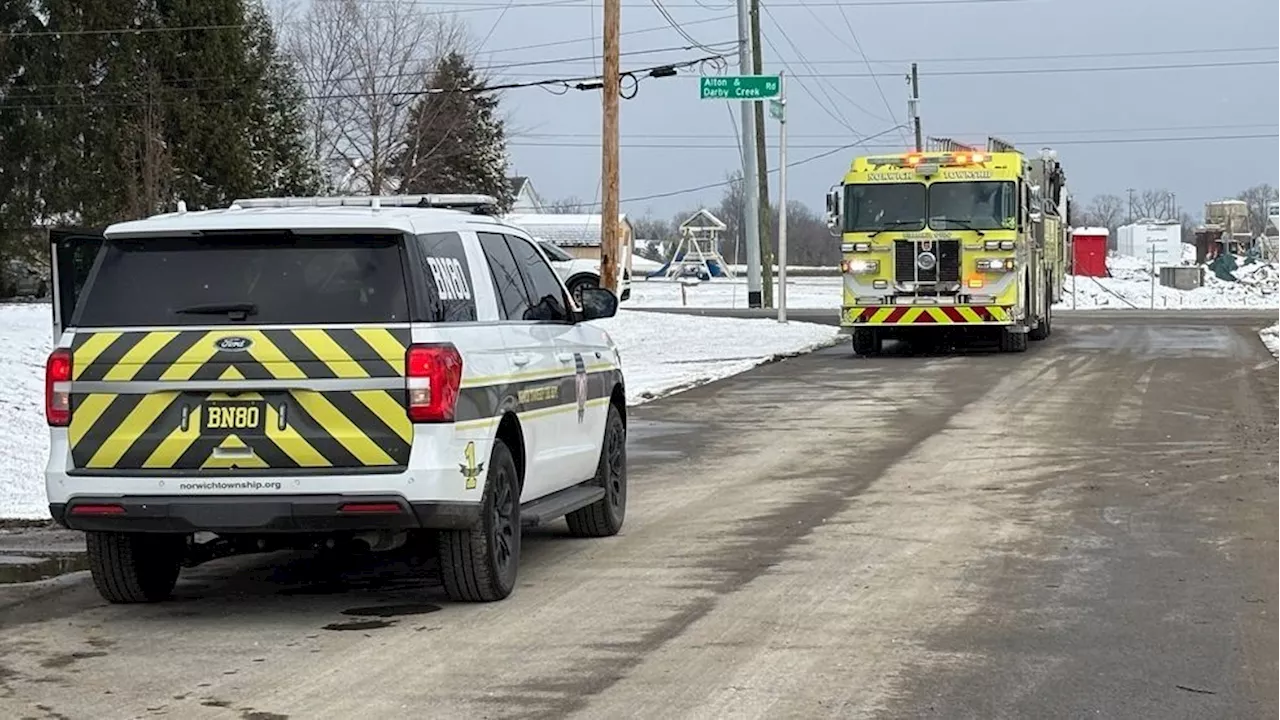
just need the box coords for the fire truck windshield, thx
[927,181,1016,231]
[843,183,926,233]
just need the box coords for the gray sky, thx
[467,0,1278,220]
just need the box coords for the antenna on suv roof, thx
[228,194,502,215]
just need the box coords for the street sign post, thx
[699,75,781,100]
[773,73,788,323]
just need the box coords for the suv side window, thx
[416,231,476,323]
[504,234,570,323]
[477,232,533,321]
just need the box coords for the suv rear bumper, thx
[50,495,481,534]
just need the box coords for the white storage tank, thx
[1118,222,1182,267]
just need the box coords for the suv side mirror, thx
[825,186,842,237]
[577,286,618,321]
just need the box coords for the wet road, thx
[0,313,1275,719]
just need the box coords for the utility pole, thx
[909,63,922,152]
[750,0,772,308]
[775,72,788,323]
[599,0,620,293]
[737,0,763,308]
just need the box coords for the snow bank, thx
[628,256,1280,311]
[0,304,52,519]
[1261,323,1279,358]
[0,304,838,519]
[590,310,840,404]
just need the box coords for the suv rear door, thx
[48,228,105,342]
[59,231,415,475]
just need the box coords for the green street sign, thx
[699,75,781,100]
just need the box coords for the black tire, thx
[567,275,599,305]
[999,327,1029,353]
[438,439,521,602]
[566,403,627,538]
[86,531,185,604]
[852,328,880,356]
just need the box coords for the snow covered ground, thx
[0,304,839,519]
[625,255,1280,311]
[1261,324,1279,358]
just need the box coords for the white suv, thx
[535,240,632,304]
[44,194,628,605]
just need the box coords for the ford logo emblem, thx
[214,336,253,352]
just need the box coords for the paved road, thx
[0,315,1275,720]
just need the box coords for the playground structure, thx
[651,208,736,280]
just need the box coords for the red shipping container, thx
[1070,227,1110,277]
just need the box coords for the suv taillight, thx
[46,348,73,427]
[405,343,463,423]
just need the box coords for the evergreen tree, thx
[394,51,513,210]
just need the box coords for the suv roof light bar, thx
[229,194,501,213]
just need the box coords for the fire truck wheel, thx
[852,328,880,356]
[1000,328,1028,353]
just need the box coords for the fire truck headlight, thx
[977,258,1015,272]
[842,259,879,274]
[983,240,1001,250]
[1000,241,1015,250]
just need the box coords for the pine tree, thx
[394,51,513,210]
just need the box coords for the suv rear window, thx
[74,232,410,327]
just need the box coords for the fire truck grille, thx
[894,240,961,283]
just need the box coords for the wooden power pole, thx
[599,0,620,293]
[750,0,773,308]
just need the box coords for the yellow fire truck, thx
[825,137,1069,354]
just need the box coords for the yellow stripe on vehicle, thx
[292,329,368,378]
[143,407,201,469]
[101,331,180,381]
[291,392,396,466]
[72,332,123,380]
[264,405,331,468]
[160,331,218,381]
[85,392,181,468]
[958,306,984,323]
[354,327,407,375]
[352,390,413,444]
[243,331,306,380]
[69,394,118,447]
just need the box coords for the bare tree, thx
[544,196,589,214]
[1131,188,1176,221]
[1237,183,1278,236]
[1078,194,1124,233]
[287,0,466,194]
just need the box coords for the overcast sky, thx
[453,0,1278,220]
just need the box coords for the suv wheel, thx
[566,403,627,537]
[567,275,599,304]
[438,439,521,602]
[86,531,185,603]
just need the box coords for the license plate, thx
[202,400,267,434]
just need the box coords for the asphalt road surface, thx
[0,313,1275,720]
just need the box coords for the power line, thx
[0,0,1029,38]
[0,55,731,111]
[808,44,1280,65]
[521,122,1279,139]
[510,133,1280,150]
[757,4,873,131]
[493,58,1277,78]
[600,124,909,205]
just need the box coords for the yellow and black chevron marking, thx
[844,305,1013,325]
[68,328,413,472]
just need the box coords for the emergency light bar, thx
[866,152,990,169]
[229,194,501,212]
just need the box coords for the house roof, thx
[508,176,529,196]
[503,213,631,247]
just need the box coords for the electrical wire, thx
[649,0,738,55]
[0,0,1038,39]
[8,43,735,96]
[789,0,906,143]
[520,122,1278,139]
[574,124,909,205]
[0,54,732,111]
[757,5,869,132]
[507,133,1279,150]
